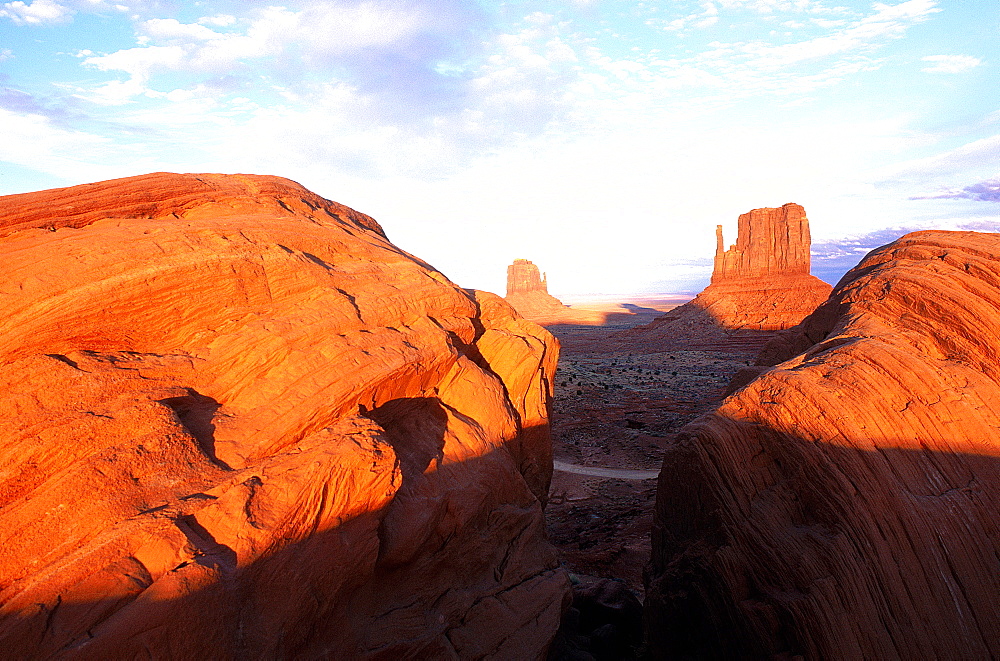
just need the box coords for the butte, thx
[620,203,831,350]
[504,258,603,325]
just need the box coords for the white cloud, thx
[143,17,228,43]
[719,0,939,69]
[546,1,940,130]
[877,134,1000,197]
[0,48,12,61]
[911,177,1000,202]
[198,14,235,27]
[72,2,436,102]
[921,54,982,73]
[647,1,719,32]
[0,0,72,25]
[81,45,187,103]
[464,17,586,136]
[717,0,826,13]
[0,108,118,178]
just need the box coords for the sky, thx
[0,0,997,296]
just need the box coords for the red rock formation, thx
[0,173,569,659]
[505,259,604,326]
[703,203,829,329]
[646,230,1000,659]
[618,204,831,349]
[711,203,812,282]
[507,258,551,297]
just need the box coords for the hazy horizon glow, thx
[1,0,997,296]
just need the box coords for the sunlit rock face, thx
[646,230,1000,659]
[702,202,832,330]
[620,204,831,350]
[0,173,569,659]
[504,258,602,325]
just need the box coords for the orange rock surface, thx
[621,204,831,349]
[646,230,1000,659]
[505,259,604,326]
[0,173,569,658]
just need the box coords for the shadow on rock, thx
[549,575,644,661]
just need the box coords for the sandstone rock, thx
[549,576,643,661]
[505,259,604,326]
[712,203,812,282]
[507,258,552,297]
[0,173,570,659]
[618,204,830,350]
[646,230,1000,659]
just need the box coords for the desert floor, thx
[544,300,758,596]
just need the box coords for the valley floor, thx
[543,306,759,597]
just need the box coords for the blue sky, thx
[1,0,997,295]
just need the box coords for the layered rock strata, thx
[0,173,569,659]
[646,230,1000,659]
[505,259,603,326]
[712,203,812,282]
[619,204,830,349]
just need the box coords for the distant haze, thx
[1,0,997,296]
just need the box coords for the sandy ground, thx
[543,301,760,597]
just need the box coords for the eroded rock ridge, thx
[646,230,1000,659]
[0,173,569,659]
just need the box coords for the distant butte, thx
[504,258,603,326]
[617,203,831,350]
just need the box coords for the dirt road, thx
[552,460,659,480]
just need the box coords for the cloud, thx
[633,0,943,108]
[1,87,64,117]
[911,177,1000,202]
[882,133,1000,183]
[61,0,945,172]
[142,17,230,43]
[198,14,235,27]
[573,4,929,140]
[75,1,473,110]
[647,1,718,32]
[0,0,72,25]
[718,0,940,69]
[956,179,1000,201]
[810,226,917,283]
[0,108,119,180]
[921,54,982,73]
[81,45,187,104]
[104,2,441,73]
[466,15,587,135]
[716,0,832,13]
